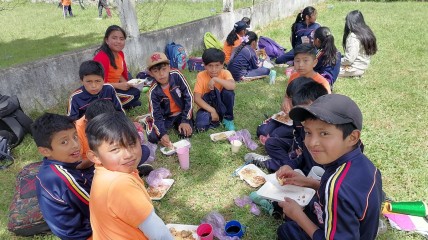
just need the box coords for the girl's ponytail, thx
[230,31,258,62]
[314,27,337,66]
[291,6,317,48]
[226,29,238,46]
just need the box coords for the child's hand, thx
[160,134,172,148]
[208,78,217,90]
[281,97,292,113]
[276,165,293,180]
[178,123,192,137]
[210,110,219,122]
[279,197,304,221]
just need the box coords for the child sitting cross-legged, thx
[194,48,236,131]
[32,113,93,239]
[86,112,174,240]
[276,94,383,239]
[145,52,194,148]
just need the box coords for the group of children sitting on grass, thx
[31,6,382,240]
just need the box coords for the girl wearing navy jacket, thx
[313,27,341,87]
[275,6,320,64]
[227,31,270,81]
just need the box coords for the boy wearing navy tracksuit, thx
[145,52,194,147]
[276,94,382,240]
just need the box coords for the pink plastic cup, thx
[197,223,213,240]
[176,146,190,170]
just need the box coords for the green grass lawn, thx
[1,0,428,239]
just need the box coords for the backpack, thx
[187,57,205,72]
[258,36,286,59]
[0,133,13,169]
[8,161,51,236]
[0,94,33,148]
[165,42,188,71]
[204,32,223,50]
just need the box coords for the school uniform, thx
[67,84,123,121]
[277,146,383,240]
[194,70,235,131]
[314,50,342,86]
[227,45,270,81]
[146,69,194,143]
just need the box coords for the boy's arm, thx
[138,210,174,240]
[148,89,167,138]
[194,92,216,114]
[176,72,194,123]
[105,84,125,114]
[67,95,79,120]
[279,198,319,238]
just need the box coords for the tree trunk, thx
[223,0,233,12]
[116,0,143,74]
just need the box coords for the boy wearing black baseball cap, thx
[276,94,383,240]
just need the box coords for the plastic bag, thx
[228,129,258,150]
[143,142,157,163]
[234,196,261,216]
[202,212,240,240]
[146,168,171,187]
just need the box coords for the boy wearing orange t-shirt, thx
[145,52,194,148]
[194,48,236,131]
[287,44,331,94]
[86,112,173,240]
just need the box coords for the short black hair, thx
[79,60,105,80]
[85,99,117,121]
[202,48,225,65]
[149,62,169,72]
[335,122,357,139]
[291,78,328,106]
[31,113,75,149]
[294,43,317,59]
[86,111,139,152]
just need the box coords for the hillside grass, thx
[1,0,428,239]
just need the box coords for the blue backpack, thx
[258,36,286,59]
[165,42,188,70]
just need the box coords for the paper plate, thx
[256,181,315,207]
[160,139,191,155]
[210,131,236,142]
[147,179,174,200]
[264,173,303,193]
[237,164,267,188]
[166,224,198,240]
[128,79,145,90]
[271,111,293,126]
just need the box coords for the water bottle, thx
[269,70,277,85]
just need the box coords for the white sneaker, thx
[244,153,271,162]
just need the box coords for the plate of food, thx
[265,173,304,193]
[160,139,191,155]
[128,79,145,90]
[210,131,236,142]
[237,164,267,188]
[166,224,198,240]
[256,181,315,207]
[147,179,174,200]
[271,111,293,126]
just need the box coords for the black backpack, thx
[0,94,33,148]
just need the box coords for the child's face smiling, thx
[91,139,142,173]
[205,62,223,78]
[293,53,317,77]
[303,119,356,165]
[82,74,104,95]
[105,30,125,53]
[40,129,81,163]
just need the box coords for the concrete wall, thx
[0,0,322,113]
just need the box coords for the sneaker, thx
[248,159,268,170]
[222,119,235,131]
[244,153,271,162]
[137,164,154,177]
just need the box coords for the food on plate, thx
[169,227,196,240]
[240,168,257,178]
[252,175,266,185]
[164,145,176,152]
[277,176,286,186]
[147,185,169,198]
[213,132,228,141]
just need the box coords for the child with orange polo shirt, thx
[145,52,194,148]
[86,112,173,240]
[194,48,236,131]
[223,21,248,64]
[60,0,73,17]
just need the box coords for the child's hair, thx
[85,99,117,121]
[86,111,139,153]
[226,21,247,46]
[343,10,377,56]
[294,43,317,58]
[314,27,338,66]
[79,60,105,80]
[149,62,169,71]
[202,48,225,65]
[241,17,251,26]
[31,113,75,149]
[230,31,258,62]
[95,25,127,69]
[335,123,357,139]
[286,77,328,106]
[291,6,317,47]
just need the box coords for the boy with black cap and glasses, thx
[276,94,383,240]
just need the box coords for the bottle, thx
[269,69,277,85]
